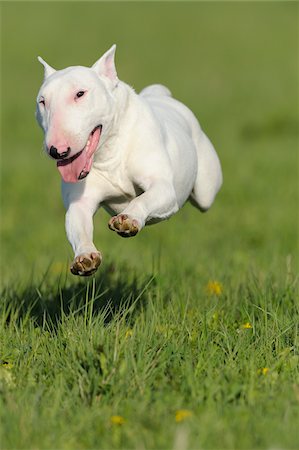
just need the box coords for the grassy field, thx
[1,2,298,449]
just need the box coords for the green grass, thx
[1,2,298,449]
[1,269,298,449]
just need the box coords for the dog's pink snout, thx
[48,145,71,160]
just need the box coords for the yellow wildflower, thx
[175,409,193,423]
[110,415,125,425]
[257,367,269,375]
[206,281,223,296]
[125,329,133,339]
[241,322,253,329]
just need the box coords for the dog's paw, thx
[70,252,102,276]
[108,214,140,238]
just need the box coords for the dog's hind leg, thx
[190,128,223,212]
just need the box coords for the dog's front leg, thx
[108,180,179,237]
[65,200,101,276]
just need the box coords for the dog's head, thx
[36,45,118,183]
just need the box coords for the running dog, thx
[36,45,222,276]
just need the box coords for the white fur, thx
[36,45,222,274]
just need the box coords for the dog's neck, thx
[92,80,139,169]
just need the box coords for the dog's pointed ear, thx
[37,56,56,79]
[92,45,118,87]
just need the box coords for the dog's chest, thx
[102,183,141,216]
[95,165,142,215]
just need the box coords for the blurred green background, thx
[1,4,298,449]
[1,1,298,283]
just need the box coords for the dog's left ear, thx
[92,44,118,87]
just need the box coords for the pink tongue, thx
[57,127,101,183]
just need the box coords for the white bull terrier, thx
[36,45,222,276]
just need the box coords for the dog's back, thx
[140,84,172,98]
[139,82,222,212]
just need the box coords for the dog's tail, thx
[139,84,172,98]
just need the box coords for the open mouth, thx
[57,125,102,183]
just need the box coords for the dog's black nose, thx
[49,146,71,160]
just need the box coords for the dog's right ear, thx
[37,56,56,79]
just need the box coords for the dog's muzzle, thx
[55,125,102,183]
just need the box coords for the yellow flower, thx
[241,322,253,329]
[257,367,269,375]
[206,281,223,296]
[110,415,125,425]
[125,329,133,339]
[175,409,193,423]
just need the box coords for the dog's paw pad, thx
[108,214,139,238]
[70,252,102,276]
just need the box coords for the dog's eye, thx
[39,97,45,106]
[76,91,85,99]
